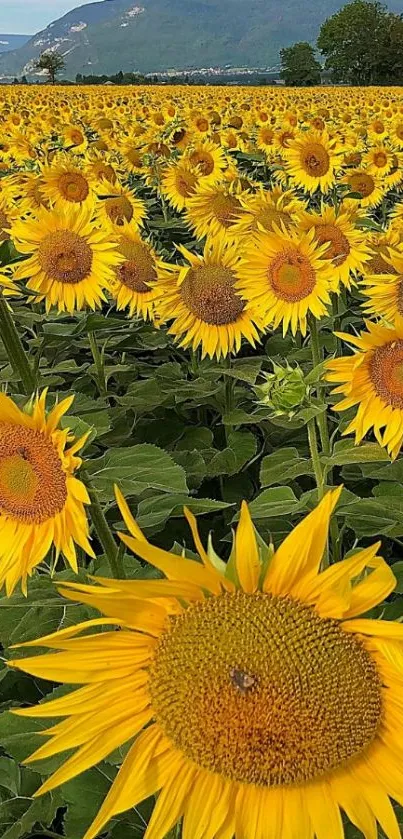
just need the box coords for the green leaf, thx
[62,765,117,839]
[390,562,403,594]
[235,487,305,520]
[0,758,20,796]
[117,380,169,412]
[136,494,231,530]
[86,443,188,501]
[0,793,62,839]
[325,440,390,466]
[260,447,314,487]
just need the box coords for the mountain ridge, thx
[1,0,403,79]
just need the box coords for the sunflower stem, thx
[83,474,125,579]
[308,314,340,566]
[0,292,36,395]
[88,331,108,399]
[307,417,324,501]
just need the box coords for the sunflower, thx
[119,138,145,174]
[236,225,333,336]
[297,204,371,290]
[326,319,403,459]
[11,205,121,314]
[361,247,403,323]
[364,144,394,176]
[40,157,94,209]
[63,125,88,152]
[97,180,146,229]
[185,182,245,239]
[155,233,263,359]
[342,169,385,210]
[111,223,159,320]
[0,391,93,595]
[161,160,200,211]
[256,124,275,154]
[283,130,341,194]
[363,230,401,276]
[184,140,227,184]
[10,484,403,839]
[231,186,301,237]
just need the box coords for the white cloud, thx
[0,0,98,34]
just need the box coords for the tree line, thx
[17,0,403,88]
[281,0,403,85]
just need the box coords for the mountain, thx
[1,0,403,79]
[0,34,29,55]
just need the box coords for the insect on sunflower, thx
[9,486,403,839]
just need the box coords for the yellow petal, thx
[263,487,342,596]
[235,501,260,593]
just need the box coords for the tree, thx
[35,51,65,84]
[317,0,403,85]
[280,42,322,85]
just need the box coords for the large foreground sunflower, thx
[326,318,403,459]
[11,205,121,313]
[155,234,263,358]
[10,486,403,839]
[0,391,93,594]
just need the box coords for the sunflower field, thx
[2,82,403,839]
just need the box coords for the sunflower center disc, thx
[374,152,388,168]
[256,207,292,232]
[189,150,214,176]
[211,194,241,227]
[0,424,67,523]
[0,209,10,242]
[370,340,403,408]
[366,246,396,275]
[38,230,93,284]
[301,143,330,177]
[105,196,133,225]
[180,265,245,325]
[315,224,350,266]
[150,591,382,786]
[349,173,375,197]
[116,241,156,292]
[268,249,316,302]
[58,173,90,203]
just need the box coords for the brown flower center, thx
[315,224,350,267]
[105,196,133,226]
[180,265,244,325]
[370,340,403,408]
[38,230,93,284]
[58,172,89,203]
[116,240,156,292]
[268,249,316,301]
[301,143,330,178]
[0,424,67,523]
[150,591,382,786]
[211,193,242,228]
[349,173,375,197]
[188,150,215,176]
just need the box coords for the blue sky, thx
[0,1,97,34]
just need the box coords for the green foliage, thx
[35,51,65,84]
[280,41,322,86]
[317,0,403,84]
